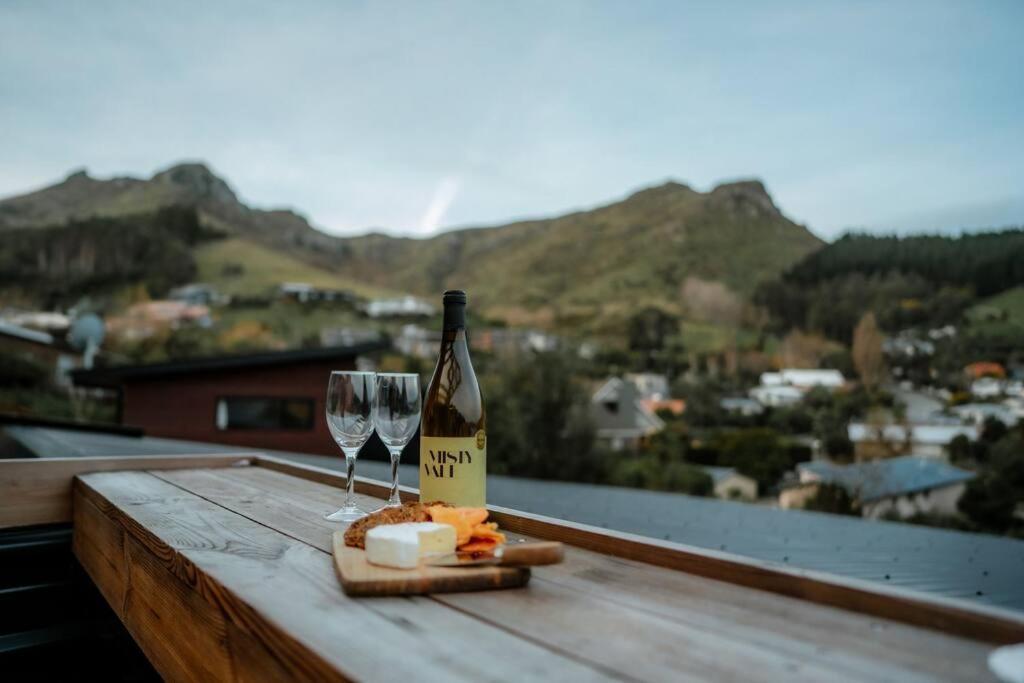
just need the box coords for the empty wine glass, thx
[373,373,421,508]
[325,370,376,522]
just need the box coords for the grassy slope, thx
[334,182,822,332]
[193,237,392,299]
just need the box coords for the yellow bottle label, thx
[419,434,486,507]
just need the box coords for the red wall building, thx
[72,343,385,455]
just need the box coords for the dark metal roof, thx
[7,425,1024,613]
[70,341,388,388]
[800,456,976,502]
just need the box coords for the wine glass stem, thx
[344,452,357,508]
[388,447,402,506]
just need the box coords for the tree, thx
[851,312,886,389]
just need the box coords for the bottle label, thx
[419,435,486,507]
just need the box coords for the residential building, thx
[626,373,670,401]
[794,457,975,520]
[393,324,441,359]
[0,319,84,388]
[702,466,758,500]
[591,377,665,450]
[951,403,1019,427]
[365,296,435,318]
[749,384,802,407]
[71,341,387,455]
[720,397,764,416]
[970,377,1004,398]
[169,283,226,306]
[847,422,979,459]
[279,282,356,305]
[106,301,211,342]
[472,328,558,355]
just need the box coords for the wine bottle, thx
[419,290,486,506]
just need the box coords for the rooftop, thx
[6,424,1024,612]
[799,456,976,502]
[70,340,387,388]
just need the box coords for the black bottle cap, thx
[443,290,467,305]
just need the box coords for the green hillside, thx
[194,237,391,299]
[0,163,823,336]
[336,180,822,330]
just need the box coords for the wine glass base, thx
[324,505,368,522]
[373,500,404,512]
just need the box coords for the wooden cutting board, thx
[331,531,531,597]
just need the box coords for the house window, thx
[215,397,315,431]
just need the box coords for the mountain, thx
[0,163,823,330]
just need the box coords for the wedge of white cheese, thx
[364,522,457,569]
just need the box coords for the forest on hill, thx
[756,229,1024,345]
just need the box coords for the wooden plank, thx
[74,470,613,682]
[249,454,1024,644]
[0,453,252,528]
[74,490,314,683]
[159,466,998,682]
[121,534,236,682]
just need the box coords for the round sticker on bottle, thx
[475,430,486,450]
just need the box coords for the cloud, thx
[417,176,461,235]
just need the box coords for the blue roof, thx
[701,466,739,484]
[800,456,976,502]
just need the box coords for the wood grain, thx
[250,455,1024,644]
[0,453,251,528]
[332,532,530,596]
[74,470,613,682]
[160,466,1000,682]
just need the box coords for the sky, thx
[1,1,1022,240]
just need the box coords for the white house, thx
[702,466,758,501]
[365,296,435,318]
[971,377,1004,399]
[720,397,764,416]
[796,457,975,520]
[749,384,803,407]
[778,369,845,390]
[847,422,979,459]
[951,403,1019,427]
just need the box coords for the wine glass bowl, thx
[325,371,377,522]
[373,373,421,508]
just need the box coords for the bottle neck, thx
[442,303,466,332]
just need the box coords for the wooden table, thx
[6,454,1022,681]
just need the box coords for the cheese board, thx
[332,531,531,596]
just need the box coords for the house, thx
[951,403,1019,427]
[71,340,387,455]
[795,457,975,520]
[169,283,226,306]
[702,466,758,500]
[776,369,845,390]
[626,373,670,401]
[0,319,84,388]
[970,377,1004,399]
[365,296,435,318]
[591,377,665,450]
[749,384,802,407]
[279,283,355,305]
[472,328,559,355]
[106,301,211,342]
[393,324,441,359]
[720,397,764,416]
[964,361,1006,379]
[847,422,979,459]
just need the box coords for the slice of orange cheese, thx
[426,506,506,551]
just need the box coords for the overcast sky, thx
[2,1,1022,239]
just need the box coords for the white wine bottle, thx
[419,290,486,506]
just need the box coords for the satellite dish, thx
[68,314,105,369]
